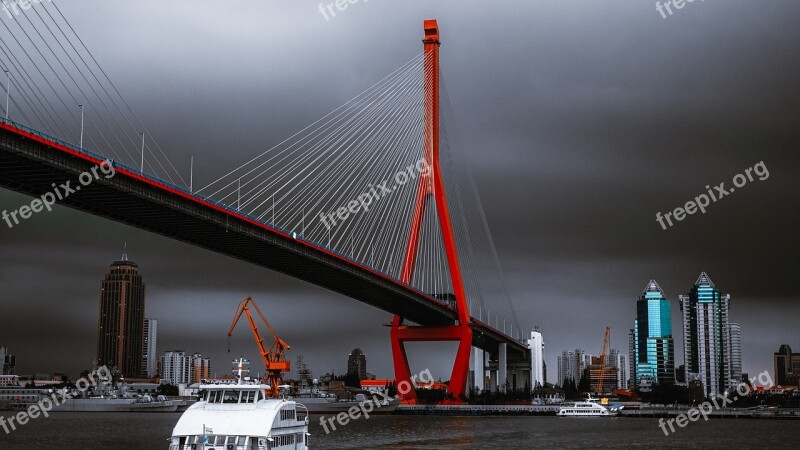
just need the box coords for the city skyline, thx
[0,1,797,384]
[0,247,789,385]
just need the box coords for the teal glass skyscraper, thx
[629,280,675,388]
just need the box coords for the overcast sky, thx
[1,0,798,384]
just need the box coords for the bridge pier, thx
[469,347,486,395]
[498,343,508,392]
[483,343,533,393]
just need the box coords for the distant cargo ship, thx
[0,385,184,412]
[2,392,179,412]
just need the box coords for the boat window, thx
[271,434,296,447]
[222,390,239,403]
[242,390,255,403]
[214,436,225,445]
[206,391,218,403]
[238,436,247,445]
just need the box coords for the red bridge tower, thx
[390,20,473,403]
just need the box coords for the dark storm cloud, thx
[1,0,798,381]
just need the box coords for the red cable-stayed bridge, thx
[0,9,529,402]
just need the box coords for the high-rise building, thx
[680,272,733,397]
[557,349,591,386]
[160,351,211,385]
[774,345,800,386]
[347,348,367,380]
[557,352,570,386]
[728,323,742,388]
[528,329,545,388]
[613,350,629,390]
[96,251,146,378]
[628,328,636,389]
[630,280,675,388]
[191,353,211,382]
[161,350,191,385]
[142,318,158,378]
[0,346,15,375]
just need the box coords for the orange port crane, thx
[597,326,611,394]
[227,297,291,397]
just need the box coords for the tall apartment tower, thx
[630,280,675,388]
[616,352,629,390]
[680,272,733,397]
[161,350,191,385]
[557,349,591,386]
[96,250,146,378]
[192,353,211,382]
[606,348,629,389]
[728,323,742,386]
[142,318,158,378]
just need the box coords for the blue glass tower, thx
[629,280,675,388]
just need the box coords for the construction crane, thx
[597,326,611,394]
[227,297,291,397]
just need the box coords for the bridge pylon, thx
[390,19,473,404]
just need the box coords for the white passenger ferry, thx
[168,359,309,450]
[557,395,622,417]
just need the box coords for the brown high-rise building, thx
[347,348,367,381]
[96,250,146,378]
[774,345,800,386]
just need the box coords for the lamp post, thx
[139,132,145,172]
[189,155,194,192]
[4,70,9,119]
[79,104,84,149]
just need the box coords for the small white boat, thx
[168,359,309,449]
[557,395,623,417]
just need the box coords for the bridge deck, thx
[0,120,527,356]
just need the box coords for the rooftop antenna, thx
[122,242,128,261]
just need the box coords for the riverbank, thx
[396,404,559,415]
[621,407,800,419]
[395,404,800,419]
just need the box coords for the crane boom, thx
[597,326,611,394]
[227,297,290,397]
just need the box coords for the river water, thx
[0,412,797,449]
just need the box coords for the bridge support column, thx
[499,343,508,392]
[391,324,472,403]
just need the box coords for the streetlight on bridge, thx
[4,70,9,119]
[78,104,84,149]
